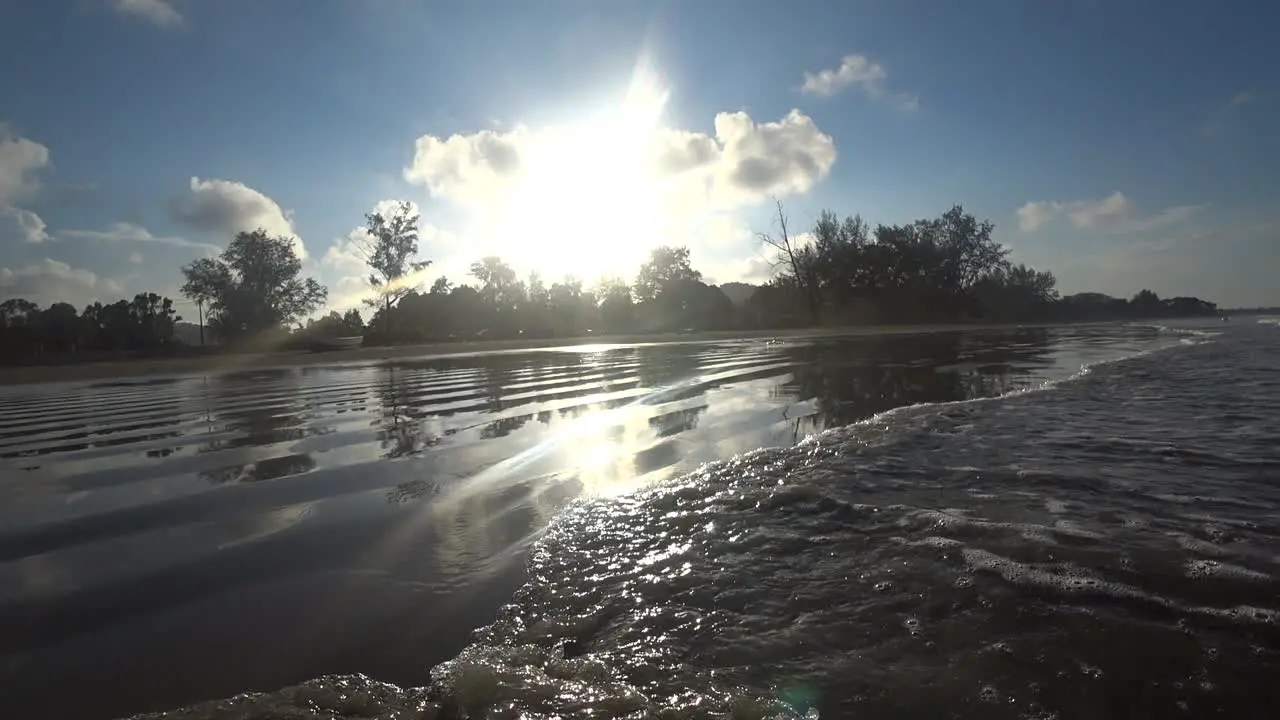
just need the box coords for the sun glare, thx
[496,62,673,279]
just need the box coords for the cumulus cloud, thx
[0,130,50,204]
[321,227,373,277]
[171,176,304,257]
[652,130,721,176]
[369,198,420,219]
[711,110,837,203]
[404,128,533,206]
[0,207,49,244]
[404,109,835,210]
[704,255,780,286]
[398,107,838,285]
[112,0,183,28]
[0,259,124,307]
[0,126,52,246]
[1017,191,1204,234]
[60,221,221,254]
[800,53,918,111]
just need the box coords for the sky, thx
[1,0,1278,319]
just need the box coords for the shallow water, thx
[1,322,1276,719]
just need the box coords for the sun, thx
[495,63,674,280]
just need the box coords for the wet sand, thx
[0,322,1091,387]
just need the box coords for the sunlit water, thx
[1,321,1277,719]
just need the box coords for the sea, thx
[0,318,1276,719]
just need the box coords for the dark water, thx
[1,322,1276,719]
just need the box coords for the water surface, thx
[2,323,1272,719]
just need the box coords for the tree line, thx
[0,201,1219,363]
[749,202,1217,325]
[0,294,183,362]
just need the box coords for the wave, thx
[131,327,1280,719]
[410,334,1276,719]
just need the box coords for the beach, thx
[0,322,1091,387]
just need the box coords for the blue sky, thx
[1,0,1277,316]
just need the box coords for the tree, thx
[660,279,734,331]
[595,275,630,303]
[128,292,180,346]
[0,298,38,327]
[340,309,364,334]
[180,257,229,346]
[303,309,364,339]
[102,300,134,349]
[356,201,431,336]
[972,264,1058,321]
[1131,289,1160,308]
[429,276,452,295]
[757,200,824,322]
[596,275,634,333]
[470,256,520,313]
[549,276,589,335]
[634,246,702,303]
[41,302,80,354]
[181,229,327,344]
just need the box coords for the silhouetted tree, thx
[0,298,38,327]
[0,292,183,362]
[341,309,364,333]
[470,256,522,333]
[302,309,365,339]
[7,199,1227,366]
[180,228,326,345]
[356,201,431,336]
[758,200,824,322]
[634,245,702,303]
[597,275,635,333]
[1132,289,1160,309]
[40,302,80,354]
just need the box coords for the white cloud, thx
[112,0,183,28]
[328,276,371,312]
[370,198,420,219]
[800,53,919,111]
[652,130,720,177]
[1015,201,1060,233]
[60,220,220,253]
[697,214,754,249]
[321,227,372,277]
[0,130,50,205]
[405,128,532,206]
[128,251,144,264]
[704,255,779,286]
[0,127,52,246]
[0,259,124,307]
[400,107,837,284]
[171,176,305,258]
[405,109,835,211]
[0,206,49,244]
[710,110,837,204]
[1017,191,1204,234]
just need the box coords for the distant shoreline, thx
[0,320,1129,387]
